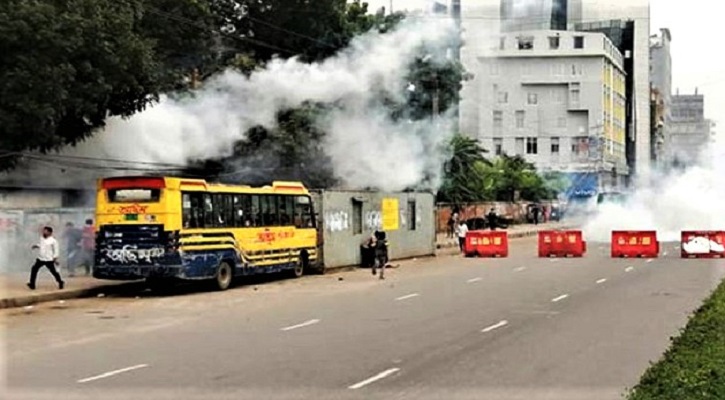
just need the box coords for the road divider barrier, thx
[611,231,659,258]
[538,230,586,258]
[464,231,509,258]
[681,231,725,258]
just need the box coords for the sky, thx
[364,0,724,127]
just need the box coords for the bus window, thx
[203,194,214,227]
[182,192,204,229]
[232,195,243,227]
[295,196,314,228]
[212,194,231,228]
[108,188,160,203]
[250,195,261,227]
[279,196,294,226]
[264,195,279,226]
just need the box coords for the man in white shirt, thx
[456,220,469,253]
[27,226,64,290]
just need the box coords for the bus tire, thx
[291,254,306,279]
[215,261,233,291]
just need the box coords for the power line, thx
[244,15,338,50]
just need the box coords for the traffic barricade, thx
[611,231,659,258]
[464,231,508,258]
[681,231,725,258]
[538,230,587,258]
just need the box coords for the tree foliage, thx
[438,135,564,204]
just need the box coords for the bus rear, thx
[93,177,183,281]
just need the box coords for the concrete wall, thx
[313,191,436,269]
[0,189,64,209]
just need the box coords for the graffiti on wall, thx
[365,211,382,231]
[325,211,349,233]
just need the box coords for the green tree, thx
[0,0,162,170]
[437,134,491,204]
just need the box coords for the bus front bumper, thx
[93,264,184,280]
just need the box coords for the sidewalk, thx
[0,273,141,309]
[436,220,577,250]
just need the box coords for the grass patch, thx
[628,279,725,400]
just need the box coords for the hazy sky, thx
[365,0,723,125]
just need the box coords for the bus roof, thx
[98,176,309,195]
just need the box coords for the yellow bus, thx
[93,176,320,290]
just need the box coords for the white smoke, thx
[583,134,722,242]
[67,17,459,191]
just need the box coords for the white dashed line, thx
[467,277,483,283]
[551,294,569,303]
[281,319,321,331]
[77,364,149,383]
[395,293,420,301]
[646,259,654,263]
[481,320,509,333]
[514,267,527,272]
[348,368,401,389]
[596,278,607,284]
[625,267,634,272]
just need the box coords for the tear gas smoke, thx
[67,17,460,191]
[583,135,723,242]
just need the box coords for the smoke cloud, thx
[66,16,459,191]
[583,136,722,242]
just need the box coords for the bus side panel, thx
[180,249,242,279]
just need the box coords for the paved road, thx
[3,239,724,400]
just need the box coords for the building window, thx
[497,91,509,104]
[494,138,503,155]
[517,36,534,50]
[493,111,503,128]
[515,137,524,155]
[526,138,538,154]
[551,137,560,154]
[527,93,538,105]
[574,36,585,49]
[571,137,589,158]
[553,89,565,104]
[549,36,560,49]
[407,200,416,231]
[570,83,581,104]
[499,36,506,50]
[352,199,363,235]
[515,110,525,128]
[490,62,500,75]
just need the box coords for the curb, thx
[0,281,144,310]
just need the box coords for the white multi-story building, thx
[468,30,627,186]
[460,0,650,184]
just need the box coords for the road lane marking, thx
[395,293,420,301]
[467,277,483,283]
[281,319,321,331]
[77,364,148,383]
[514,267,527,272]
[551,294,569,303]
[348,368,401,389]
[646,259,654,263]
[481,320,509,333]
[596,278,607,284]
[625,267,634,272]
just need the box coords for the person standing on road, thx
[27,226,64,290]
[79,219,95,276]
[63,222,82,277]
[486,208,497,231]
[533,205,540,225]
[372,230,389,279]
[456,220,469,253]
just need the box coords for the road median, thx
[628,279,725,399]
